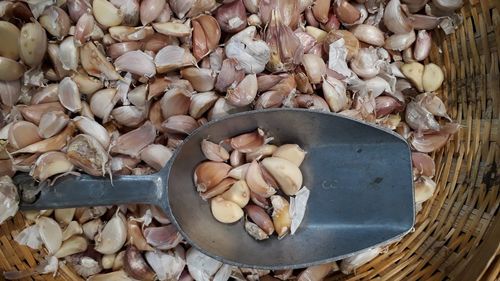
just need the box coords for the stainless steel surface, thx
[20,108,415,269]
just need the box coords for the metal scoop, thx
[20,109,414,269]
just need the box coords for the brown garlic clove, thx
[261,157,303,196]
[270,195,291,239]
[272,144,306,167]
[67,134,108,176]
[245,144,278,162]
[0,56,25,81]
[201,139,230,162]
[201,178,237,200]
[8,121,42,149]
[244,204,274,235]
[19,22,47,67]
[211,195,244,223]
[143,224,183,250]
[230,129,265,153]
[221,180,250,208]
[194,161,232,192]
[123,245,156,281]
[0,21,20,60]
[246,160,276,198]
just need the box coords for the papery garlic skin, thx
[0,176,19,224]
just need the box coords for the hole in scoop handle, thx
[19,173,165,211]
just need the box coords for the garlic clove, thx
[87,270,136,281]
[384,0,413,34]
[324,30,359,61]
[153,21,191,37]
[229,149,244,167]
[162,115,199,135]
[102,253,116,269]
[0,21,20,60]
[72,69,104,96]
[115,50,156,78]
[111,121,156,157]
[155,45,196,73]
[76,207,107,224]
[39,6,71,39]
[128,84,148,107]
[244,204,274,235]
[245,144,278,162]
[107,42,143,59]
[221,180,250,208]
[123,245,156,281]
[47,43,72,79]
[384,30,416,51]
[145,250,186,281]
[55,236,88,258]
[55,208,76,226]
[322,76,349,112]
[401,62,424,92]
[201,178,237,200]
[73,116,111,148]
[95,212,127,255]
[410,130,452,153]
[155,3,172,23]
[139,144,173,171]
[261,157,303,196]
[215,58,245,93]
[228,163,250,180]
[214,0,247,33]
[74,13,94,45]
[58,77,82,112]
[335,0,361,24]
[143,225,183,250]
[31,151,74,182]
[272,144,306,167]
[127,219,154,251]
[112,251,126,271]
[149,100,164,131]
[412,152,435,178]
[246,160,276,198]
[414,30,431,61]
[160,87,191,119]
[111,106,147,127]
[298,263,337,281]
[180,67,216,92]
[302,54,326,84]
[93,0,124,27]
[201,139,230,162]
[230,129,265,153]
[350,24,385,47]
[67,134,108,176]
[90,88,117,122]
[189,91,219,119]
[211,195,244,223]
[12,123,75,154]
[226,73,258,107]
[245,220,269,240]
[19,22,47,67]
[140,0,165,25]
[270,195,291,239]
[422,63,444,92]
[194,161,232,192]
[82,219,103,240]
[0,80,21,106]
[62,220,83,240]
[81,41,121,80]
[37,216,63,255]
[415,176,436,203]
[8,121,42,149]
[0,56,25,81]
[59,36,79,71]
[108,26,154,42]
[311,0,331,23]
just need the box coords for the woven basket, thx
[1,0,499,280]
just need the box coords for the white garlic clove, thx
[350,24,385,47]
[245,144,278,162]
[322,76,349,112]
[73,116,111,148]
[108,26,154,42]
[272,144,306,167]
[189,91,219,119]
[8,121,42,149]
[82,219,103,240]
[31,151,74,182]
[55,235,88,258]
[58,77,82,112]
[261,157,303,196]
[12,123,75,155]
[162,115,199,135]
[211,195,244,223]
[111,121,156,157]
[0,176,19,224]
[194,161,232,192]
[302,53,326,84]
[226,73,258,107]
[155,45,196,73]
[59,36,79,71]
[153,21,191,37]
[384,30,416,51]
[81,41,121,80]
[228,163,250,180]
[245,160,276,198]
[72,70,104,96]
[62,220,83,240]
[383,0,413,34]
[95,212,127,255]
[145,249,186,281]
[55,208,76,226]
[139,144,173,171]
[37,216,63,255]
[414,176,437,203]
[201,139,230,162]
[160,87,192,119]
[93,0,124,27]
[140,0,165,25]
[114,50,156,78]
[111,106,147,127]
[180,67,216,92]
[221,180,250,208]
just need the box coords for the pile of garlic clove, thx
[195,129,309,240]
[0,0,465,279]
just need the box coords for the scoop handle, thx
[19,172,166,211]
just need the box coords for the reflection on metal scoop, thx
[20,109,414,269]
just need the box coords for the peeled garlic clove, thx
[0,56,25,81]
[272,144,306,167]
[384,0,413,34]
[123,245,156,281]
[194,161,232,192]
[244,204,274,235]
[95,212,127,255]
[140,144,173,171]
[111,121,156,157]
[0,80,21,106]
[422,63,444,92]
[81,41,121,80]
[37,216,63,255]
[221,180,250,208]
[58,77,82,112]
[261,157,303,196]
[153,21,191,37]
[226,73,258,107]
[230,129,265,153]
[211,195,244,223]
[189,91,219,119]
[0,21,20,60]
[401,62,424,92]
[415,176,436,203]
[155,45,196,73]
[140,0,165,25]
[302,54,326,84]
[246,160,276,197]
[62,221,83,240]
[39,6,71,39]
[201,178,236,200]
[67,134,108,176]
[55,236,88,258]
[73,116,110,148]
[350,24,385,47]
[102,254,116,269]
[414,30,431,61]
[384,30,416,51]
[180,67,216,92]
[8,121,42,149]
[82,219,103,240]
[201,139,230,162]
[322,76,348,112]
[162,115,199,135]
[31,151,74,181]
[114,50,156,78]
[93,0,124,27]
[19,22,47,67]
[270,195,291,239]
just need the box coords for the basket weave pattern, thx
[1,0,499,280]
